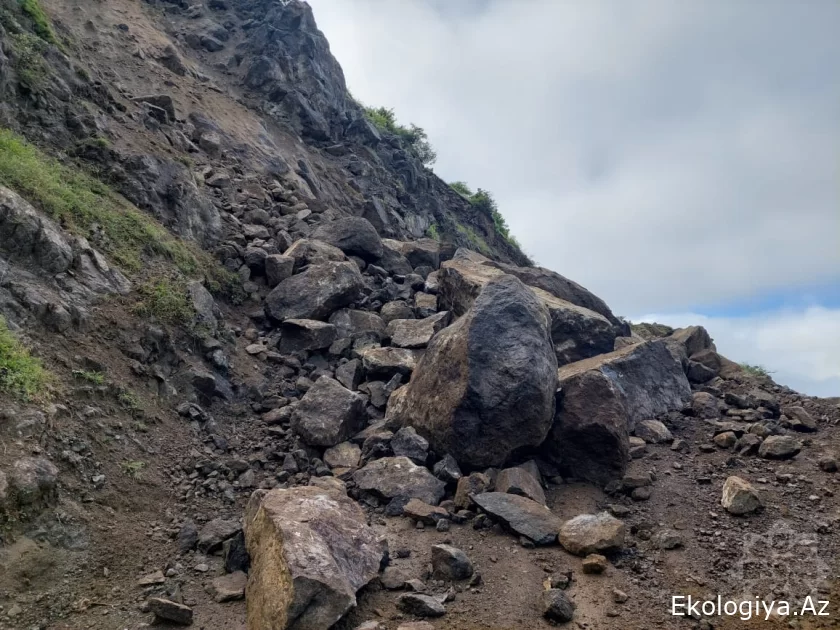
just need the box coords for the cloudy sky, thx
[307,0,840,396]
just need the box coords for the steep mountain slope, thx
[0,2,838,630]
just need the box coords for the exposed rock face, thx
[386,312,450,348]
[543,340,691,484]
[392,275,557,468]
[244,487,387,630]
[8,457,59,507]
[312,217,384,261]
[495,466,546,505]
[265,262,365,322]
[292,377,367,447]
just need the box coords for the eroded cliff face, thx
[0,0,529,275]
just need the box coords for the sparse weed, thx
[120,460,146,479]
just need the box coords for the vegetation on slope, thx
[362,105,437,167]
[448,181,523,251]
[18,0,56,43]
[0,317,50,401]
[0,129,238,296]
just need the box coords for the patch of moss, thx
[0,316,50,401]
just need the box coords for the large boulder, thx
[284,238,346,271]
[329,309,386,338]
[382,238,440,269]
[312,217,384,261]
[543,340,691,484]
[353,457,446,505]
[292,377,367,447]
[386,312,450,348]
[438,257,618,365]
[391,275,557,468]
[265,262,364,322]
[244,487,387,630]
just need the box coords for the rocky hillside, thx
[0,1,838,630]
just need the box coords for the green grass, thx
[0,129,240,298]
[134,276,194,326]
[72,369,104,385]
[117,389,142,412]
[0,316,49,401]
[740,363,773,377]
[19,0,56,43]
[426,223,440,241]
[120,460,146,479]
[455,222,492,257]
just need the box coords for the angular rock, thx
[383,238,440,269]
[634,419,673,444]
[197,519,240,553]
[542,589,575,623]
[312,217,384,261]
[265,254,294,288]
[380,301,414,323]
[691,392,720,419]
[284,238,346,271]
[721,476,762,515]
[265,262,364,322]
[386,312,450,348]
[544,340,690,485]
[9,457,59,506]
[670,326,716,357]
[472,492,562,545]
[758,435,802,460]
[453,472,490,510]
[336,359,363,391]
[353,457,446,505]
[396,593,445,618]
[782,406,817,432]
[581,553,608,574]
[292,377,366,447]
[329,309,387,338]
[495,467,546,505]
[244,487,387,630]
[433,455,462,484]
[148,598,193,625]
[431,544,474,581]
[413,292,437,318]
[391,275,557,468]
[278,319,337,353]
[361,347,418,379]
[390,427,429,464]
[558,512,625,556]
[403,499,448,525]
[212,571,247,602]
[323,442,362,470]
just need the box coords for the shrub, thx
[426,223,440,241]
[362,105,437,167]
[447,182,523,251]
[9,32,49,89]
[0,316,49,400]
[740,363,773,377]
[72,369,104,385]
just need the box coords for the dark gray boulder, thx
[292,377,366,447]
[265,262,364,322]
[312,217,384,261]
[543,340,690,485]
[391,275,557,468]
[472,492,562,545]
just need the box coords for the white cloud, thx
[636,307,840,397]
[309,0,840,314]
